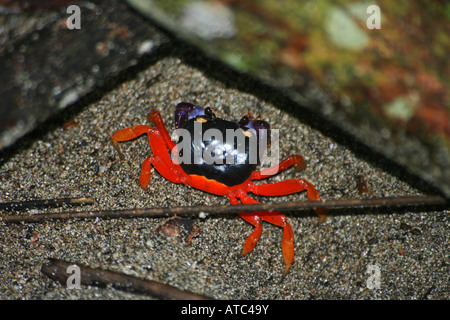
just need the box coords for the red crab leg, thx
[112,125,154,160]
[240,193,294,280]
[112,124,186,189]
[139,130,186,189]
[229,191,295,280]
[229,194,263,256]
[250,179,327,225]
[147,110,176,152]
[249,155,306,180]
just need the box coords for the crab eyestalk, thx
[204,107,216,120]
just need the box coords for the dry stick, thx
[0,197,94,211]
[1,195,447,223]
[41,258,211,300]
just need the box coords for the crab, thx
[112,102,327,279]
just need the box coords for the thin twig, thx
[41,258,211,300]
[1,195,446,223]
[0,197,94,211]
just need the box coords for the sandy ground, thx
[0,57,448,299]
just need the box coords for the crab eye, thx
[238,115,249,126]
[205,107,216,120]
